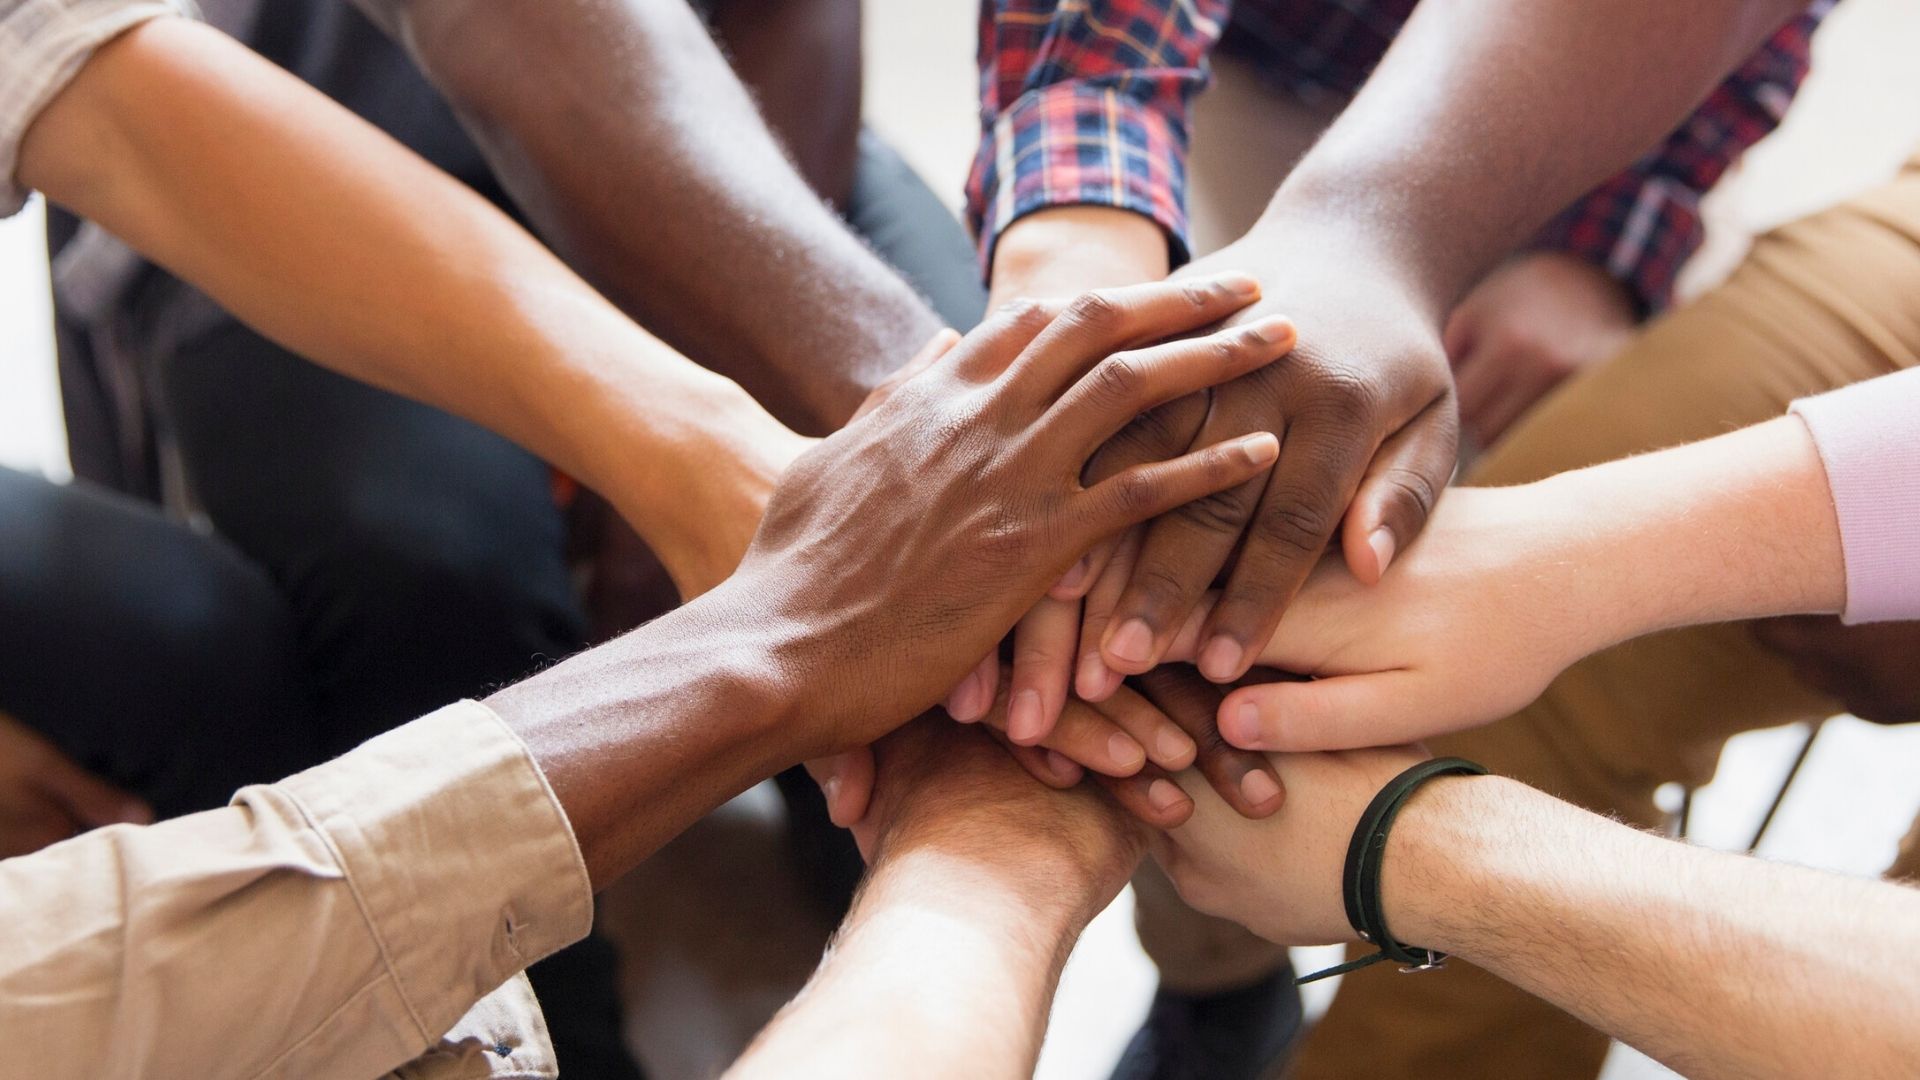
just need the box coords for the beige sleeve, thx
[0,700,594,1080]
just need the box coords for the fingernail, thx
[1228,701,1264,748]
[1107,619,1155,666]
[1241,769,1282,806]
[1045,749,1080,780]
[1238,432,1280,467]
[1149,778,1188,813]
[821,776,842,814]
[120,800,153,825]
[1219,273,1260,298]
[1198,637,1244,682]
[1009,689,1045,744]
[1076,652,1108,699]
[1250,315,1293,343]
[1108,732,1145,771]
[950,670,985,721]
[1155,728,1197,767]
[1056,554,1092,594]
[1368,526,1398,577]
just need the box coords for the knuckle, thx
[1110,469,1163,517]
[1126,561,1198,616]
[1066,289,1126,333]
[1181,282,1212,308]
[1172,484,1257,537]
[1300,366,1380,425]
[1258,496,1335,557]
[1376,466,1439,522]
[994,297,1056,335]
[1091,354,1147,404]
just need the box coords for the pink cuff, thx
[1789,367,1920,624]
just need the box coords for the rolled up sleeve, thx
[1790,368,1920,625]
[967,0,1228,272]
[0,700,593,1080]
[0,0,198,216]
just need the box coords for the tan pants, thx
[1145,80,1920,1074]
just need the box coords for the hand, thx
[1081,224,1460,695]
[1152,744,1428,946]
[849,715,1147,929]
[1446,252,1636,447]
[1753,617,1920,725]
[0,712,151,858]
[730,275,1291,758]
[1160,486,1602,752]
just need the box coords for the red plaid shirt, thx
[968,0,1832,313]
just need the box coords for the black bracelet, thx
[1296,757,1488,986]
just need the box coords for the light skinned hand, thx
[1445,252,1636,448]
[847,715,1148,928]
[1152,744,1429,947]
[1154,486,1602,753]
[0,711,152,858]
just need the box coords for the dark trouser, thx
[0,468,318,819]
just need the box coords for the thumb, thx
[804,748,875,829]
[1217,672,1431,753]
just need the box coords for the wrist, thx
[1521,416,1846,640]
[581,364,808,597]
[863,842,1088,966]
[1377,773,1528,957]
[989,206,1170,306]
[1251,183,1465,321]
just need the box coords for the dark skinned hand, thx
[738,274,1293,760]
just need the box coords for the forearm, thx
[355,0,941,433]
[1391,776,1920,1079]
[727,847,1082,1079]
[19,19,797,593]
[486,580,802,890]
[1267,0,1805,314]
[1515,416,1844,649]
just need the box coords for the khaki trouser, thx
[1150,69,1920,1075]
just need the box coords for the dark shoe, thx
[1110,963,1304,1080]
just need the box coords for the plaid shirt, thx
[968,0,1833,313]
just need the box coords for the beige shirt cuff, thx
[274,699,596,1054]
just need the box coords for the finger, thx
[988,727,1086,789]
[1098,473,1263,675]
[1007,597,1081,745]
[804,749,876,828]
[1136,667,1286,820]
[1089,683,1197,771]
[947,297,1069,382]
[944,651,1001,723]
[1338,397,1456,584]
[1079,431,1280,548]
[984,699,1146,778]
[1077,528,1139,702]
[37,752,150,828]
[1048,316,1297,458]
[852,328,963,421]
[1093,764,1195,829]
[1192,416,1372,683]
[1006,274,1262,402]
[1219,672,1435,752]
